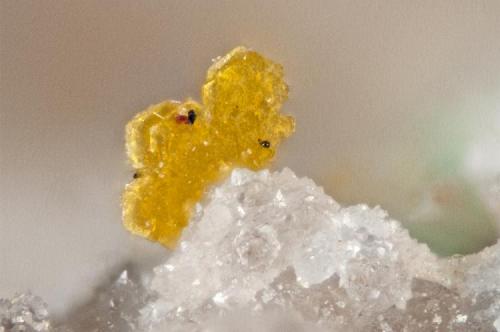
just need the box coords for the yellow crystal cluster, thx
[122,47,295,248]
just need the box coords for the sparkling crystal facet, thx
[142,168,500,332]
[2,169,500,331]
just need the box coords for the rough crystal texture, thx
[54,271,153,332]
[0,293,50,332]
[142,168,499,332]
[3,169,499,331]
[122,47,295,248]
[133,169,412,330]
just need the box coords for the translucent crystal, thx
[141,168,500,331]
[3,169,499,331]
[142,168,445,331]
[55,270,153,332]
[3,270,155,332]
[122,47,295,248]
[0,293,50,332]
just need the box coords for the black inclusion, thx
[188,110,196,124]
[259,140,271,148]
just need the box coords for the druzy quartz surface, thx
[122,47,295,248]
[3,169,499,331]
[131,169,500,331]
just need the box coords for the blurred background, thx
[1,0,500,319]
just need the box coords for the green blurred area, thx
[405,179,497,256]
[405,107,498,256]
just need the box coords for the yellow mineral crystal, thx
[122,47,295,248]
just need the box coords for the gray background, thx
[2,1,500,317]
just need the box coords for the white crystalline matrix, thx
[0,293,50,332]
[144,168,500,331]
[141,168,444,331]
[2,168,499,331]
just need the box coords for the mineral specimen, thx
[122,47,295,248]
[3,169,499,331]
[141,168,448,331]
[139,168,500,332]
[54,271,153,332]
[0,292,50,332]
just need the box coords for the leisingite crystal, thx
[122,47,295,248]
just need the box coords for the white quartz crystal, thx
[53,270,153,332]
[0,293,50,332]
[2,168,499,331]
[139,168,495,331]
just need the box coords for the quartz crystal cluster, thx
[0,293,50,332]
[140,168,473,332]
[2,169,499,331]
[53,271,153,332]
